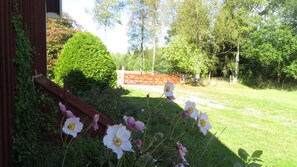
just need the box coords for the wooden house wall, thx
[1,1,113,166]
[1,0,47,166]
[0,0,16,166]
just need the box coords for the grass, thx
[122,82,297,167]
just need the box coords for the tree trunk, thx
[140,14,145,73]
[152,38,156,75]
[233,43,240,84]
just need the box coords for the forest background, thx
[47,0,297,88]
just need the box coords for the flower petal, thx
[200,127,208,135]
[107,124,120,135]
[164,82,174,97]
[121,141,134,152]
[116,126,131,141]
[123,116,135,129]
[59,102,66,114]
[112,147,124,159]
[65,110,74,118]
[204,122,211,130]
[103,134,115,149]
[74,122,83,133]
[190,108,199,118]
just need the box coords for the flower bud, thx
[134,121,145,132]
[136,139,142,149]
[155,132,164,139]
[183,111,190,118]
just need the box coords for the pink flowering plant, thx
[57,81,214,166]
[97,81,213,166]
[58,102,100,167]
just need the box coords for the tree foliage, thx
[92,0,125,37]
[162,36,210,76]
[90,0,297,87]
[54,32,117,93]
[242,13,297,83]
[46,12,81,79]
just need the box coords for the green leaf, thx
[238,148,249,161]
[249,162,262,167]
[251,150,263,158]
[233,162,243,167]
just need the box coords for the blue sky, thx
[62,0,129,54]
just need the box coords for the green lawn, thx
[122,83,297,167]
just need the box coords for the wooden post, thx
[121,66,125,85]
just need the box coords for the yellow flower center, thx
[188,107,193,114]
[68,123,76,131]
[113,137,122,147]
[200,119,206,127]
[165,86,171,92]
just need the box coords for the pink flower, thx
[123,116,135,129]
[164,82,175,101]
[59,102,74,118]
[182,111,190,118]
[136,139,142,149]
[176,142,189,165]
[184,100,199,119]
[123,116,145,133]
[197,112,211,135]
[103,124,134,159]
[176,163,185,167]
[62,117,83,138]
[134,121,145,132]
[176,142,188,158]
[92,114,100,131]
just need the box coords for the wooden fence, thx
[123,73,180,85]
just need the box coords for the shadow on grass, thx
[121,96,245,166]
[62,70,244,165]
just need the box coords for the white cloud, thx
[62,0,128,54]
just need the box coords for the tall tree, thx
[145,0,161,74]
[92,0,125,41]
[242,6,297,84]
[172,0,211,46]
[127,0,150,72]
[212,0,266,83]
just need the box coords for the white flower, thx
[184,100,199,119]
[197,112,211,135]
[164,81,174,96]
[103,124,134,159]
[62,117,83,138]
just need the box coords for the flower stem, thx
[143,94,164,147]
[169,115,182,139]
[61,147,68,167]
[60,115,65,145]
[149,137,167,156]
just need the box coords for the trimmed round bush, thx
[54,32,117,91]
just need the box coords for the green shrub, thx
[54,32,117,91]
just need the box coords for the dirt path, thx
[123,84,226,109]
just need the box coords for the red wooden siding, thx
[124,74,181,85]
[0,0,15,166]
[0,0,113,166]
[19,0,47,76]
[35,76,113,137]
